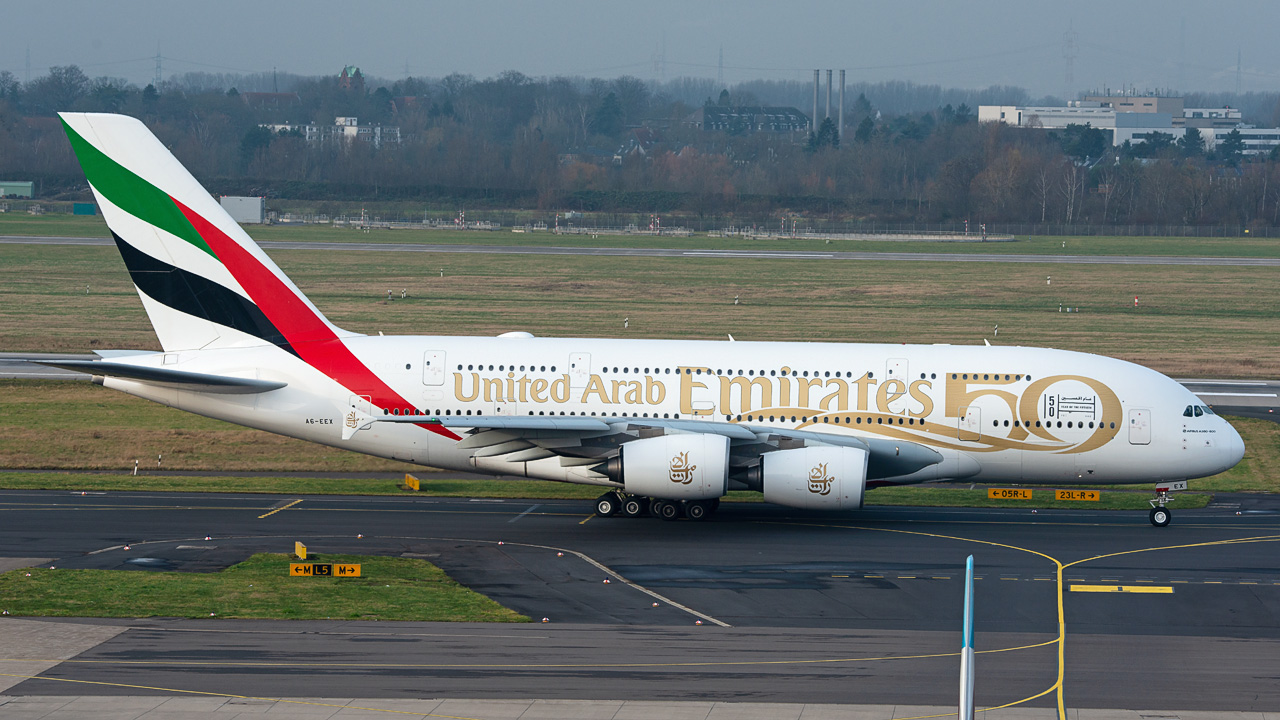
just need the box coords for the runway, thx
[5,234,1280,266]
[1,490,1278,712]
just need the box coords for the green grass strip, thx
[0,553,527,622]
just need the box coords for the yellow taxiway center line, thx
[1070,585,1173,594]
[0,672,484,719]
[257,499,303,519]
[578,514,593,525]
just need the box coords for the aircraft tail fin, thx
[59,112,351,354]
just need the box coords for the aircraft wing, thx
[35,360,288,395]
[376,414,941,479]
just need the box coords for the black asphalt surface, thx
[2,490,1279,710]
[5,234,1280,266]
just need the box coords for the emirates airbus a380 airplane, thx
[48,113,1244,527]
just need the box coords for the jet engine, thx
[748,446,869,510]
[598,434,730,501]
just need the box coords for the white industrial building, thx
[261,117,401,149]
[980,96,1278,156]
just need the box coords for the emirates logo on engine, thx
[808,462,835,495]
[669,451,696,485]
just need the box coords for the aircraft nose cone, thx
[1223,423,1245,470]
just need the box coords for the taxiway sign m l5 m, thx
[53,112,1245,525]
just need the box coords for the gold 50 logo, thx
[669,451,696,484]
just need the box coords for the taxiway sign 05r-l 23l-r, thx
[48,113,1244,526]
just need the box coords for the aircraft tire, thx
[653,500,682,521]
[595,492,621,517]
[621,497,647,517]
[1149,507,1171,527]
[685,500,713,521]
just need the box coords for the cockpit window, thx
[1184,404,1215,417]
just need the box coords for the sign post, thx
[290,563,361,577]
[959,555,975,720]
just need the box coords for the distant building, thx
[260,117,400,149]
[979,101,1118,129]
[1203,127,1280,156]
[1083,94,1184,119]
[1182,107,1243,130]
[684,106,810,134]
[0,181,33,198]
[981,96,1280,156]
[339,65,365,94]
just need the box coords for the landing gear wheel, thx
[685,500,714,521]
[595,492,621,517]
[652,499,682,521]
[1149,507,1171,527]
[621,497,647,517]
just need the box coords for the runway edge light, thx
[959,554,975,720]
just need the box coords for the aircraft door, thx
[569,352,591,389]
[422,351,446,386]
[1128,408,1151,445]
[957,405,981,441]
[886,358,908,382]
[349,394,374,416]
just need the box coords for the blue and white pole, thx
[959,554,975,720]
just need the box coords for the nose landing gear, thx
[1148,480,1187,527]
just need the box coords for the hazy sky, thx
[5,1,1280,96]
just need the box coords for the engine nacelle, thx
[759,446,869,510]
[600,434,730,501]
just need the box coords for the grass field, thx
[5,213,1280,258]
[3,242,1279,377]
[0,553,527,622]
[1,215,1275,505]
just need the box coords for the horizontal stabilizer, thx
[36,360,287,395]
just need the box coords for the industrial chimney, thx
[812,70,819,133]
[838,69,845,142]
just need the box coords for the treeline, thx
[4,65,1280,227]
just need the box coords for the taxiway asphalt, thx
[5,234,1280,266]
[0,490,1278,712]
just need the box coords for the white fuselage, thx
[101,335,1244,488]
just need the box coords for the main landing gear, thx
[1148,480,1187,527]
[593,492,719,522]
